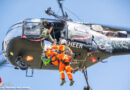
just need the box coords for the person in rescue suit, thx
[41,44,56,66]
[45,40,77,86]
[57,39,74,86]
[45,44,59,66]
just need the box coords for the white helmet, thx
[47,44,52,49]
[44,44,52,51]
[60,39,67,45]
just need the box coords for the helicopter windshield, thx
[22,18,42,39]
[23,22,42,38]
[23,18,64,39]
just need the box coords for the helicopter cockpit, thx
[3,18,65,54]
[22,18,65,41]
[5,18,65,42]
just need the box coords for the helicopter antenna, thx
[57,0,66,17]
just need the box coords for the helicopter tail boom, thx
[110,38,130,55]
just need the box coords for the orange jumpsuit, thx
[52,44,59,50]
[59,44,73,56]
[57,45,73,80]
[46,49,59,66]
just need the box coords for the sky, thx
[0,0,130,90]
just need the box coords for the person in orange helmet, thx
[59,39,73,56]
[57,39,74,86]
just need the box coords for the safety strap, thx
[40,40,44,53]
[41,56,51,66]
[65,65,70,69]
[50,56,56,62]
[62,55,66,60]
[60,71,64,74]
[40,40,51,66]
[66,72,71,74]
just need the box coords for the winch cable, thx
[40,40,44,69]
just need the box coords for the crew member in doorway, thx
[41,20,55,43]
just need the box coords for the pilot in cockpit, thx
[41,20,55,43]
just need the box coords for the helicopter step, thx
[82,69,92,90]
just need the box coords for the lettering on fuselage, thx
[67,41,83,48]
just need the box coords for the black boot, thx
[60,79,66,86]
[70,79,74,86]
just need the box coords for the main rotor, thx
[57,0,65,17]
[45,0,69,21]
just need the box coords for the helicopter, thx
[0,0,130,90]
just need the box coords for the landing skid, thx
[82,69,92,90]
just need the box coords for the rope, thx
[40,40,44,53]
[40,40,44,68]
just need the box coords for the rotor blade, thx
[57,0,65,17]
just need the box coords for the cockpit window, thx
[23,22,42,37]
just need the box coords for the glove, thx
[41,53,45,57]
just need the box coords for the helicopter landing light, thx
[91,56,96,63]
[10,52,14,56]
[25,56,34,61]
